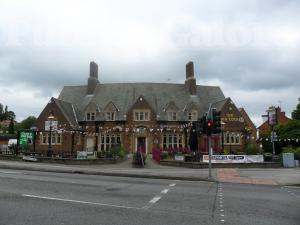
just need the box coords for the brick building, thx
[33,61,255,156]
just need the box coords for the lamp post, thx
[47,113,55,157]
[221,121,226,153]
[268,107,277,161]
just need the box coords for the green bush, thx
[245,144,258,155]
[223,149,230,155]
[105,145,129,159]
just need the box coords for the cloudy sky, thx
[0,0,299,126]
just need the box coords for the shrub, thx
[100,146,129,159]
[223,149,230,155]
[245,144,259,155]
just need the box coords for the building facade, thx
[33,61,255,156]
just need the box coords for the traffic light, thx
[212,109,221,134]
[206,119,213,136]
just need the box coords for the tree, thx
[18,116,37,130]
[8,118,15,134]
[0,103,15,121]
[292,101,300,121]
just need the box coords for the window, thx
[99,133,121,151]
[162,133,183,149]
[134,110,150,121]
[188,110,198,121]
[86,112,95,121]
[106,112,115,121]
[40,132,62,145]
[223,132,241,145]
[167,112,177,121]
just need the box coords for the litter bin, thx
[295,160,299,167]
[282,153,295,168]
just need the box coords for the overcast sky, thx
[0,0,299,126]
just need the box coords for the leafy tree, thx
[292,101,300,120]
[275,120,300,139]
[0,103,15,121]
[18,116,37,130]
[8,118,15,134]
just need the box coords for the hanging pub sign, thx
[268,108,277,125]
[19,131,35,146]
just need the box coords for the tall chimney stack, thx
[185,61,197,95]
[87,61,99,95]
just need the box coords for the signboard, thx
[77,151,96,160]
[202,155,264,163]
[45,121,58,131]
[268,109,277,125]
[19,131,35,146]
[174,155,185,161]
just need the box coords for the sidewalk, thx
[0,158,299,186]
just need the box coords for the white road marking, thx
[22,194,140,210]
[160,189,169,194]
[169,183,176,187]
[0,171,20,174]
[149,196,162,204]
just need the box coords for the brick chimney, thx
[185,61,197,95]
[87,61,99,95]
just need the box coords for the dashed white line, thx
[0,171,20,174]
[149,196,162,204]
[160,189,169,194]
[169,183,176,187]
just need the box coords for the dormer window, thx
[168,111,177,121]
[106,111,115,121]
[86,112,95,121]
[134,110,150,121]
[188,110,198,121]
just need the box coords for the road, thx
[0,169,299,225]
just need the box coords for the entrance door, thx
[86,137,94,152]
[137,137,146,154]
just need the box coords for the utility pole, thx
[207,104,213,179]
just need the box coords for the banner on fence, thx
[202,155,264,163]
[77,151,96,160]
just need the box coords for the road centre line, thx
[161,189,169,194]
[169,183,176,187]
[149,196,162,204]
[22,194,140,210]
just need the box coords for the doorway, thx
[137,137,146,154]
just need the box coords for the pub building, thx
[33,61,256,156]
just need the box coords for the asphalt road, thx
[0,169,299,225]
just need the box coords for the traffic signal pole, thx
[207,104,212,180]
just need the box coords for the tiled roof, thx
[58,83,226,122]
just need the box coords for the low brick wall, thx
[0,154,121,165]
[160,160,282,168]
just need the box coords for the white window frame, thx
[40,132,62,145]
[105,111,115,121]
[223,132,241,145]
[86,112,96,121]
[167,111,177,121]
[99,133,121,151]
[162,133,183,149]
[134,110,150,121]
[188,110,198,121]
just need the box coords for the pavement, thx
[0,156,299,186]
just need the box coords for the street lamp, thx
[47,112,55,157]
[221,121,226,153]
[267,107,277,161]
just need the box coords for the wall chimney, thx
[87,61,99,95]
[185,61,197,95]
